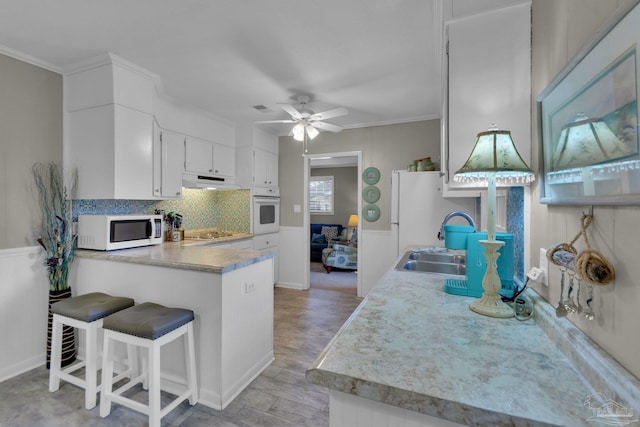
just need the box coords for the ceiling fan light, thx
[292,123,305,141]
[306,125,319,140]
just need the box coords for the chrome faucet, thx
[437,211,476,241]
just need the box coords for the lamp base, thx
[469,240,514,318]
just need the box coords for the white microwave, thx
[77,215,164,251]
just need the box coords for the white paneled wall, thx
[0,247,49,382]
[329,391,465,427]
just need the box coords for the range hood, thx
[182,173,239,190]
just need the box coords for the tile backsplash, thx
[73,189,250,233]
[507,186,525,283]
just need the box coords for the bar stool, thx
[100,302,198,427]
[49,292,135,409]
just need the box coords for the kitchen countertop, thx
[75,239,273,274]
[306,260,640,426]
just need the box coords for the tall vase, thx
[47,288,77,369]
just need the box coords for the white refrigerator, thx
[391,170,477,256]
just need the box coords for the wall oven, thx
[77,214,163,251]
[252,187,280,235]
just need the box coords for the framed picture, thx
[537,0,640,205]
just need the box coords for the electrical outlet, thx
[539,248,549,286]
[245,282,256,293]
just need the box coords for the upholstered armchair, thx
[321,232,357,273]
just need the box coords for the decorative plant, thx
[32,163,78,292]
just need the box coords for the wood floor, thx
[0,286,362,426]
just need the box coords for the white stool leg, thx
[148,341,162,427]
[48,314,62,392]
[99,330,115,418]
[185,322,198,405]
[84,319,100,409]
[126,343,138,380]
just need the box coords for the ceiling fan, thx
[256,95,348,142]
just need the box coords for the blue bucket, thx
[443,224,475,249]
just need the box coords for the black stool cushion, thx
[103,302,194,340]
[51,292,134,322]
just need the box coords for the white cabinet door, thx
[231,239,253,250]
[444,2,531,190]
[70,104,155,200]
[254,149,278,187]
[254,233,279,284]
[185,137,214,174]
[153,128,184,199]
[213,143,235,177]
[161,131,185,198]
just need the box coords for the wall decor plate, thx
[363,186,380,203]
[363,167,381,185]
[363,204,380,222]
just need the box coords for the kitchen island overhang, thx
[71,243,276,410]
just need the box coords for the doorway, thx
[303,151,362,297]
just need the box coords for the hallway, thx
[0,287,362,426]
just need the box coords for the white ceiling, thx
[0,0,443,136]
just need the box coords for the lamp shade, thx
[551,113,631,171]
[347,214,358,227]
[306,125,319,140]
[292,123,305,141]
[454,129,534,184]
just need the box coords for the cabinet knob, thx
[176,191,181,196]
[155,189,160,193]
[209,169,213,172]
[215,170,219,173]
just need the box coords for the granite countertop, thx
[306,262,640,426]
[76,240,274,274]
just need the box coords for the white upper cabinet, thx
[443,1,531,192]
[254,149,278,187]
[66,55,159,199]
[153,127,184,199]
[213,143,235,177]
[236,126,279,189]
[185,137,213,174]
[68,104,154,200]
[185,137,235,177]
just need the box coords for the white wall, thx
[0,248,49,382]
[530,0,640,379]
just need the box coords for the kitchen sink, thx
[408,251,465,264]
[395,249,466,276]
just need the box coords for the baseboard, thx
[276,281,305,290]
[0,355,44,383]
[195,351,275,410]
[221,351,275,409]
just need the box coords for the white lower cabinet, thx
[231,239,254,250]
[253,233,279,285]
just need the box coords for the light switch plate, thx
[293,204,301,213]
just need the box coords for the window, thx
[309,176,334,214]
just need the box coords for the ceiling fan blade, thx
[254,119,296,124]
[310,107,348,121]
[277,103,303,119]
[313,121,344,133]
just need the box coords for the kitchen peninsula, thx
[307,257,640,426]
[71,242,276,410]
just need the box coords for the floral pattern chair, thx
[321,232,357,273]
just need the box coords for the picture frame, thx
[537,0,640,205]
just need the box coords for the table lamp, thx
[454,127,534,318]
[347,214,358,241]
